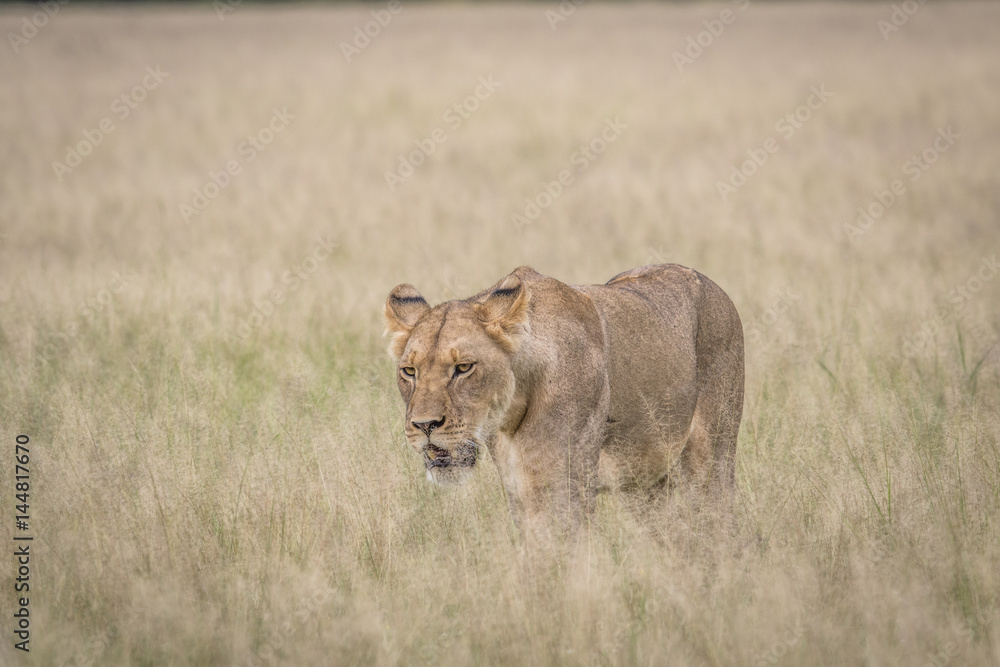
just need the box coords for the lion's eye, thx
[455,362,473,375]
[401,366,416,377]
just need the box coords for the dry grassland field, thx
[1,1,1000,665]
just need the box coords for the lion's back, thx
[577,264,744,487]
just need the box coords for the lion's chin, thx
[425,465,476,486]
[422,442,478,486]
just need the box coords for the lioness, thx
[384,264,744,532]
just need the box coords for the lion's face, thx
[384,277,529,485]
[395,309,514,484]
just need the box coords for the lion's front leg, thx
[490,426,603,541]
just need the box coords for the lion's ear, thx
[384,284,430,360]
[475,275,530,352]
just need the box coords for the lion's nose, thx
[411,417,445,435]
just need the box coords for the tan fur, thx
[384,265,744,535]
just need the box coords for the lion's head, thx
[383,274,530,485]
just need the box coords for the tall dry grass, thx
[1,2,999,665]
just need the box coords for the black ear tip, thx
[386,283,431,329]
[491,287,519,299]
[493,274,523,295]
[392,294,428,305]
[388,283,428,305]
